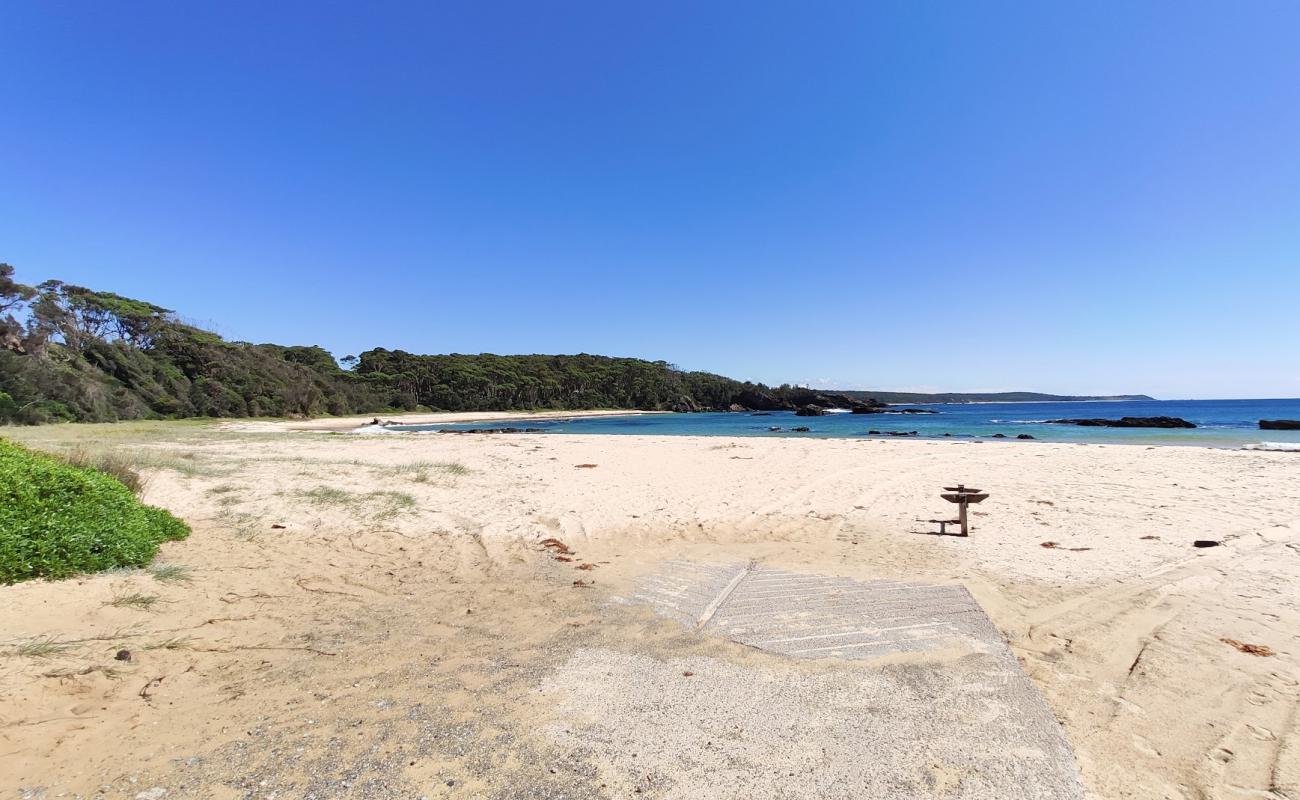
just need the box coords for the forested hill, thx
[353,349,761,413]
[0,268,1150,424]
[0,268,818,423]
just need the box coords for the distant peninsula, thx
[834,390,1156,404]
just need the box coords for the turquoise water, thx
[399,398,1300,447]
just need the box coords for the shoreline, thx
[221,408,671,432]
[367,420,1296,451]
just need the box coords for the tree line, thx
[0,267,823,424]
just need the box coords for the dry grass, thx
[149,563,192,583]
[383,460,469,483]
[300,486,417,518]
[106,592,164,611]
[12,636,79,659]
[63,448,148,495]
[144,636,194,651]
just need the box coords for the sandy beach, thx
[225,409,670,433]
[2,424,1297,799]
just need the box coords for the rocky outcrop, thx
[790,426,810,432]
[1046,416,1196,429]
[702,388,900,414]
[1260,419,1300,430]
[784,389,883,413]
[439,427,545,434]
[732,389,788,411]
[1017,434,1036,440]
[669,396,702,413]
[795,405,826,416]
[850,404,936,415]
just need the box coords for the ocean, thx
[399,398,1300,448]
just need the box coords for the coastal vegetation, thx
[0,266,1148,424]
[0,438,190,584]
[0,266,822,421]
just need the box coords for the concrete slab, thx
[636,561,1004,661]
[540,562,1084,799]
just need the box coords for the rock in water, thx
[1046,416,1196,429]
[795,404,826,417]
[439,427,545,434]
[1260,419,1300,430]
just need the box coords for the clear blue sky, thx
[3,2,1298,399]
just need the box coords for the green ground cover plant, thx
[0,438,189,584]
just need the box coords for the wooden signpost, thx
[936,484,989,537]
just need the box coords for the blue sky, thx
[2,2,1298,398]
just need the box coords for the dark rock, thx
[750,412,773,416]
[732,389,788,411]
[1017,434,1036,440]
[1193,540,1221,548]
[727,403,747,412]
[991,433,1007,438]
[1046,416,1196,429]
[868,430,881,435]
[795,404,826,417]
[669,396,702,413]
[790,426,810,432]
[889,408,939,414]
[440,427,545,434]
[1260,419,1300,430]
[115,649,132,661]
[768,426,782,431]
[943,432,952,436]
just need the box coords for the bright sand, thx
[1,416,1298,798]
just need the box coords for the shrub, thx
[0,438,190,584]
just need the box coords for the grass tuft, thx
[106,592,164,611]
[144,636,194,651]
[14,636,78,659]
[302,486,353,504]
[384,460,468,483]
[63,448,148,495]
[300,486,417,518]
[149,563,192,583]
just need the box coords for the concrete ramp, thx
[540,562,1084,799]
[633,561,1004,661]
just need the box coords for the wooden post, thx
[958,498,969,536]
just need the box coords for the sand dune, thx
[1,424,1297,798]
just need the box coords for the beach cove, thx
[2,421,1297,798]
